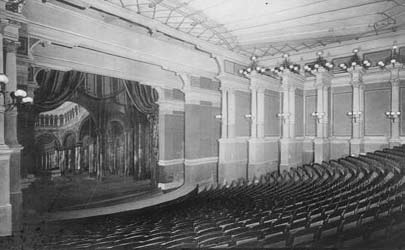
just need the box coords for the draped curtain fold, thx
[34,70,85,112]
[122,80,159,114]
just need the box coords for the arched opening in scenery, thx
[17,69,160,212]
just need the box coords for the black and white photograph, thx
[0,0,404,249]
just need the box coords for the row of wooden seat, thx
[42,146,405,249]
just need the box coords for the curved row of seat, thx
[42,146,405,249]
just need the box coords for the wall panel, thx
[164,113,184,160]
[364,88,390,136]
[295,89,304,137]
[264,90,280,137]
[332,91,352,136]
[235,91,251,137]
[185,104,220,159]
[400,87,405,136]
[305,95,316,136]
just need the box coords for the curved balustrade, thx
[35,105,82,128]
[41,146,405,248]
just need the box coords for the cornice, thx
[184,87,221,107]
[248,72,281,92]
[46,0,248,64]
[25,0,219,79]
[281,72,305,90]
[184,157,218,166]
[216,73,250,92]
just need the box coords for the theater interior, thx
[0,0,405,248]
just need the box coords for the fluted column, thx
[256,88,265,138]
[389,67,401,147]
[227,89,236,138]
[250,86,257,138]
[349,67,365,155]
[4,40,19,146]
[220,88,228,139]
[313,70,332,163]
[0,21,11,235]
[281,85,290,138]
[280,71,304,170]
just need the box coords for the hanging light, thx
[271,53,300,75]
[377,44,402,69]
[339,48,364,71]
[304,51,333,74]
[239,55,270,77]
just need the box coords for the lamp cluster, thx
[277,112,290,123]
[304,51,333,73]
[239,56,268,77]
[338,49,371,71]
[385,111,401,122]
[377,45,401,68]
[0,73,33,111]
[271,54,300,75]
[311,111,325,123]
[346,111,362,123]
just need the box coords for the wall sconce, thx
[215,114,222,120]
[277,112,290,123]
[0,73,33,111]
[311,111,325,123]
[385,111,401,122]
[244,114,255,121]
[347,111,362,123]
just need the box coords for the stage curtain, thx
[122,80,159,114]
[34,69,85,112]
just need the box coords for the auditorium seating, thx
[42,146,405,249]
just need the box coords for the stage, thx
[23,173,162,218]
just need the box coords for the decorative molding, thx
[158,99,184,113]
[217,72,250,92]
[184,86,221,107]
[248,71,281,92]
[184,157,218,166]
[158,158,184,166]
[218,137,249,143]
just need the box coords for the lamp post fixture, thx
[0,73,33,111]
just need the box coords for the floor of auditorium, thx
[23,173,161,216]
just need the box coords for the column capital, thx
[314,70,333,88]
[217,73,249,92]
[390,78,400,88]
[348,67,365,87]
[4,39,19,53]
[280,71,305,90]
[248,71,280,92]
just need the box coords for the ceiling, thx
[105,0,405,59]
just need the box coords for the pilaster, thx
[279,72,304,170]
[313,69,332,163]
[388,65,402,147]
[348,67,365,155]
